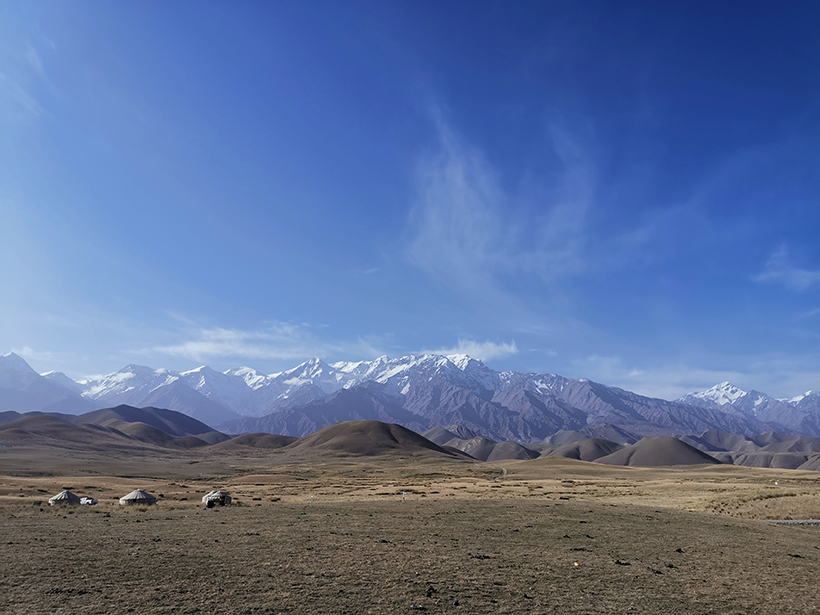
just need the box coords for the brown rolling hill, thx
[442,435,541,461]
[166,435,210,449]
[422,425,481,445]
[753,431,796,446]
[0,406,228,452]
[0,410,23,425]
[759,436,820,454]
[544,424,640,445]
[681,429,760,453]
[595,436,722,467]
[541,437,624,461]
[77,405,229,442]
[729,452,812,470]
[216,433,300,449]
[486,441,540,462]
[798,454,820,471]
[0,414,163,452]
[284,420,457,457]
[443,436,497,461]
[111,421,176,446]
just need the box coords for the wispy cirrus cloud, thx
[421,338,518,361]
[149,321,388,364]
[406,119,593,299]
[753,245,820,291]
[0,73,44,119]
[406,122,509,293]
[25,42,46,79]
[11,345,62,363]
[0,36,53,124]
[797,308,820,320]
[149,318,519,366]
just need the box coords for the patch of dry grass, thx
[2,448,820,613]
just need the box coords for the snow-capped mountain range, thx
[677,381,820,435]
[2,351,820,442]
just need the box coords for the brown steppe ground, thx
[2,444,820,614]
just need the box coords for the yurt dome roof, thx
[119,489,157,505]
[48,490,81,506]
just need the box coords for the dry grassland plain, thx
[2,445,820,614]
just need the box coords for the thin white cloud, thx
[25,43,45,79]
[797,308,820,320]
[407,122,506,292]
[421,339,518,361]
[11,346,57,362]
[150,321,387,364]
[753,245,820,291]
[406,119,593,297]
[0,73,44,118]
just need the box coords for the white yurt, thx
[48,490,81,506]
[119,489,157,506]
[202,490,232,507]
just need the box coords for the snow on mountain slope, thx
[362,354,500,399]
[679,382,749,408]
[786,391,813,404]
[679,382,816,434]
[273,358,343,394]
[5,351,820,440]
[330,355,390,382]
[225,366,273,390]
[79,365,181,408]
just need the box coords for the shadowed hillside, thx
[595,436,722,467]
[541,438,624,461]
[284,420,456,457]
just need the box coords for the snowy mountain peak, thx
[82,364,178,401]
[5,350,820,439]
[784,390,813,404]
[0,352,41,389]
[225,366,271,390]
[180,365,217,376]
[116,364,164,377]
[446,353,476,369]
[279,358,339,394]
[692,382,748,406]
[286,358,321,376]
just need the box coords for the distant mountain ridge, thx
[2,351,819,443]
[678,381,820,437]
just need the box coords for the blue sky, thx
[2,1,820,399]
